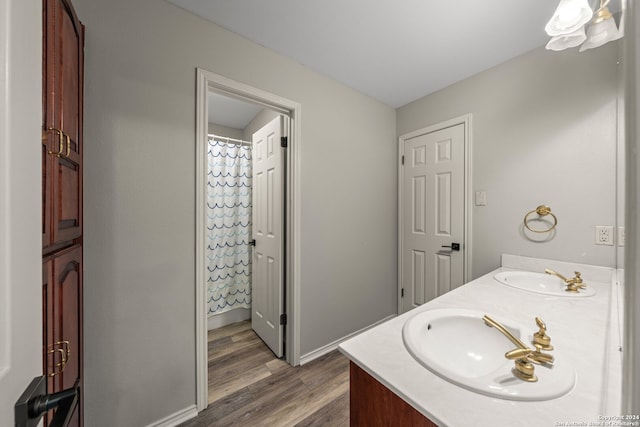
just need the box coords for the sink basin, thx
[494,271,596,297]
[402,308,576,401]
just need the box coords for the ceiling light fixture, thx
[545,0,593,36]
[579,1,621,51]
[544,0,624,52]
[546,27,587,51]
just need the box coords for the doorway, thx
[195,69,302,411]
[397,115,472,314]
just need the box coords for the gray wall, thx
[397,44,620,279]
[72,0,396,425]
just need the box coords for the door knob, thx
[15,376,78,427]
[441,243,460,251]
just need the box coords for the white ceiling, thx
[208,92,263,130]
[166,0,567,108]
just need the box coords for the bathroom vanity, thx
[339,255,623,426]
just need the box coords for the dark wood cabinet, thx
[43,245,83,426]
[42,0,84,425]
[43,0,84,251]
[350,362,437,427]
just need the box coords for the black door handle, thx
[15,376,78,427]
[441,243,460,251]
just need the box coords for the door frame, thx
[195,68,302,411]
[397,114,473,314]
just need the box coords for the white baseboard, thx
[145,404,198,427]
[299,314,396,365]
[207,307,251,330]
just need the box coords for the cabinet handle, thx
[46,340,71,377]
[64,133,71,157]
[44,128,65,158]
[46,349,65,377]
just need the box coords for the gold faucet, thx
[483,315,555,383]
[544,268,586,293]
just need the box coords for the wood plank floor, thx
[179,321,350,427]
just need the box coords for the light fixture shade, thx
[617,0,626,39]
[545,0,593,36]
[545,27,587,51]
[579,13,620,52]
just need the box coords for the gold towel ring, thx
[524,205,557,233]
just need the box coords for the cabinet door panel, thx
[54,245,81,391]
[350,362,437,427]
[42,141,52,246]
[43,259,55,401]
[43,245,82,426]
[44,0,83,138]
[43,0,84,248]
[52,155,82,244]
[60,7,81,145]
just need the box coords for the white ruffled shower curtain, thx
[206,136,252,316]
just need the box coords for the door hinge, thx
[280,313,287,325]
[281,136,288,148]
[401,288,404,298]
[401,155,405,165]
[249,239,256,246]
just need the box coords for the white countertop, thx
[339,255,622,427]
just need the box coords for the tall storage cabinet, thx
[42,0,84,425]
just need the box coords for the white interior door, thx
[401,123,465,313]
[0,0,44,423]
[251,116,284,357]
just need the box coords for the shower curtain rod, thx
[209,134,252,147]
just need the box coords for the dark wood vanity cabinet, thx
[350,362,437,427]
[43,245,83,426]
[42,0,84,425]
[42,0,84,250]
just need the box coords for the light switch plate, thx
[475,191,486,206]
[618,226,625,247]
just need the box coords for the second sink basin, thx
[494,271,596,297]
[402,308,576,401]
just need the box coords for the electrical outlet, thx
[618,226,625,247]
[595,226,614,246]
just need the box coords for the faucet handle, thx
[532,316,554,351]
[573,271,586,288]
[531,344,555,364]
[566,272,586,292]
[505,347,532,360]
